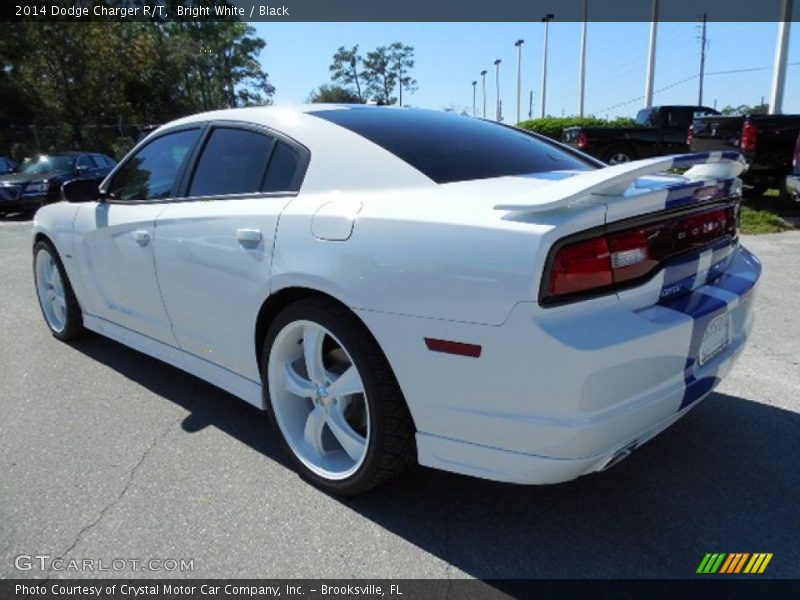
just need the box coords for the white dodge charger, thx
[32,105,761,494]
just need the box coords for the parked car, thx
[689,112,800,196]
[0,156,17,174]
[33,106,759,495]
[0,151,116,217]
[563,105,719,164]
[786,132,800,201]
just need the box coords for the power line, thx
[590,61,800,115]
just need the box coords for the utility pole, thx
[472,80,477,117]
[769,0,793,114]
[578,0,588,117]
[644,0,659,108]
[529,90,533,119]
[494,59,502,122]
[480,70,487,118]
[515,39,524,124]
[540,14,554,118]
[698,12,708,106]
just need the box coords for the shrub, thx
[517,116,636,142]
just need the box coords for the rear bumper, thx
[358,244,760,484]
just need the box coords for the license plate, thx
[698,313,731,366]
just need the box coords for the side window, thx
[189,127,274,197]
[108,129,200,201]
[263,142,301,192]
[76,155,95,170]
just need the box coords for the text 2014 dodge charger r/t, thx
[32,106,760,495]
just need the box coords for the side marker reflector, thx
[424,338,482,358]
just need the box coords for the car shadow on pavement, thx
[73,335,800,579]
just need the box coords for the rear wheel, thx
[262,298,415,495]
[33,240,85,340]
[604,147,635,165]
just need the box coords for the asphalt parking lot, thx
[1,214,799,580]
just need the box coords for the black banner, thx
[1,0,799,23]
[3,580,800,600]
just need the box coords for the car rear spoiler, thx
[494,151,747,212]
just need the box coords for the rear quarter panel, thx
[270,186,607,326]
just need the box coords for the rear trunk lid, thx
[494,152,746,312]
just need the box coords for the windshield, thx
[19,155,74,175]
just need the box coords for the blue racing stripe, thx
[664,292,728,410]
[664,177,736,210]
[659,254,700,302]
[659,248,758,410]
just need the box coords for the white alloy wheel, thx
[35,247,67,333]
[268,320,370,480]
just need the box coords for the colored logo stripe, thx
[697,553,726,573]
[744,553,773,574]
[697,553,773,574]
[719,553,749,573]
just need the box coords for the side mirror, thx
[61,178,100,203]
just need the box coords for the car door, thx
[72,127,203,344]
[154,123,308,381]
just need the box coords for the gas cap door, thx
[311,198,363,241]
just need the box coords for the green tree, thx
[388,42,417,107]
[363,46,396,105]
[0,21,275,157]
[721,103,768,116]
[329,45,365,103]
[308,84,362,103]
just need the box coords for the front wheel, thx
[262,298,415,495]
[33,240,85,340]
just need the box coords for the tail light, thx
[686,123,694,147]
[740,120,757,153]
[576,131,589,149]
[543,204,738,305]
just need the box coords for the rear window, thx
[310,108,593,184]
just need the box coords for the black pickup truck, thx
[689,113,800,196]
[563,105,719,164]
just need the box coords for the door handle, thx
[236,228,262,244]
[133,230,150,246]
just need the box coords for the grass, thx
[738,188,797,235]
[740,205,792,234]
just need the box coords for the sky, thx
[251,21,799,119]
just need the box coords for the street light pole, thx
[472,80,477,117]
[768,0,792,114]
[540,14,554,119]
[514,40,524,124]
[480,70,487,118]
[644,0,659,108]
[494,59,502,122]
[578,0,588,117]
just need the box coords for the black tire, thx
[33,239,85,341]
[261,297,416,495]
[603,146,636,165]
